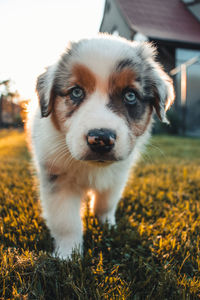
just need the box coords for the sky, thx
[0,0,105,99]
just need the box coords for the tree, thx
[0,80,20,127]
[0,80,10,126]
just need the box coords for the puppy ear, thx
[151,64,175,123]
[136,42,175,123]
[36,64,56,118]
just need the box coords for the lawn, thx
[0,130,200,299]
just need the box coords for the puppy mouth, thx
[80,152,119,163]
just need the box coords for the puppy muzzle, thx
[87,128,116,154]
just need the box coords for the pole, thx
[0,94,2,127]
[181,64,187,135]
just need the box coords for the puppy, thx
[29,34,174,259]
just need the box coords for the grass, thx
[0,130,200,299]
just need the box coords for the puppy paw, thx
[53,236,83,260]
[99,211,116,226]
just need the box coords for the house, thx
[100,0,200,135]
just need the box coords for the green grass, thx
[0,130,200,299]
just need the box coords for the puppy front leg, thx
[40,182,83,259]
[93,185,124,225]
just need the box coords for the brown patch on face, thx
[51,95,70,132]
[106,67,154,144]
[50,64,97,131]
[107,68,144,121]
[51,112,60,131]
[109,68,137,95]
[71,64,96,94]
[132,105,153,136]
[49,89,60,131]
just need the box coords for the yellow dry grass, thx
[0,130,200,299]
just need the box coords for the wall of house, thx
[175,48,200,135]
[100,0,132,39]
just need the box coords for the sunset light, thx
[0,0,104,100]
[87,190,95,212]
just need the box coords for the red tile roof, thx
[116,0,200,46]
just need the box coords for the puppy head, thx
[36,34,174,163]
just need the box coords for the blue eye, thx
[70,87,85,102]
[123,89,137,105]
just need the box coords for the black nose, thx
[87,128,116,154]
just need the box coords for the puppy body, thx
[30,34,174,258]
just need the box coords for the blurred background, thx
[0,0,200,136]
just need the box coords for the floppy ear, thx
[151,63,175,123]
[135,42,175,123]
[36,64,57,117]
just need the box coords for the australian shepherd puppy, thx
[29,34,174,259]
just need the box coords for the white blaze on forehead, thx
[69,36,136,80]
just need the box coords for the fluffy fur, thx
[29,34,174,258]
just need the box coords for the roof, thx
[116,0,200,47]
